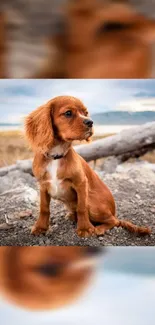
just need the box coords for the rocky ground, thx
[0,160,155,246]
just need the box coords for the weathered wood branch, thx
[0,122,155,176]
[118,143,155,163]
[75,122,155,162]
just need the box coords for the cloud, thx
[117,97,155,112]
[0,80,155,123]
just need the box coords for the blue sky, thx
[1,79,155,123]
[0,247,155,325]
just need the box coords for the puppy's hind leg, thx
[89,203,118,235]
[93,211,118,236]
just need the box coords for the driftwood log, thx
[75,121,155,162]
[0,121,155,176]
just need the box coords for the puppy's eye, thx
[97,22,130,34]
[64,110,72,117]
[35,263,62,277]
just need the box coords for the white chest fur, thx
[47,160,63,199]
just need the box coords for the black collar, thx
[44,152,64,160]
[53,154,64,160]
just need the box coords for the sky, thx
[1,79,155,124]
[0,247,155,325]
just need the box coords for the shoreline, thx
[93,124,140,136]
[0,124,140,135]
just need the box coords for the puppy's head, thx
[25,96,94,153]
[0,247,102,310]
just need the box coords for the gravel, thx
[0,162,155,246]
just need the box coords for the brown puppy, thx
[25,96,151,238]
[52,0,155,78]
[0,246,101,310]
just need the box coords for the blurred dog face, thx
[66,1,155,48]
[0,247,101,310]
[25,96,94,153]
[61,1,155,78]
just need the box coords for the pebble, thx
[45,239,51,245]
[18,210,32,218]
[0,223,14,230]
[51,224,58,230]
[39,240,45,245]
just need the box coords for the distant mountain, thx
[0,123,21,126]
[1,111,155,128]
[91,111,155,125]
[134,91,155,98]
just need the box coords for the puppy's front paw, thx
[31,223,48,235]
[77,225,95,238]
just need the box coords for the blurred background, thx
[1,0,155,78]
[0,247,155,325]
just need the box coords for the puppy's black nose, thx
[85,247,102,256]
[83,119,93,127]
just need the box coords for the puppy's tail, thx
[116,219,151,235]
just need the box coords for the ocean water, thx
[93,124,139,136]
[0,125,23,131]
[0,124,139,135]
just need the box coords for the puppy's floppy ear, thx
[25,100,54,153]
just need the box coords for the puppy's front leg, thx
[75,178,95,238]
[31,189,51,235]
